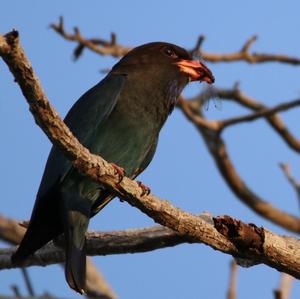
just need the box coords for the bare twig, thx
[20,268,35,297]
[199,34,300,65]
[207,86,300,153]
[178,96,220,131]
[274,273,294,299]
[279,163,300,207]
[190,34,206,57]
[178,98,300,233]
[218,98,300,132]
[227,260,238,299]
[240,35,257,53]
[50,18,300,65]
[179,94,300,134]
[50,17,131,59]
[10,285,22,298]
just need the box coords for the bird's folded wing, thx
[90,138,158,217]
[37,74,127,198]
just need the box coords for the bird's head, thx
[111,42,214,85]
[110,42,214,115]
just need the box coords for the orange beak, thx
[176,59,215,84]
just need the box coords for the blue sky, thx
[1,1,300,298]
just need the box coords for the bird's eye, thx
[163,47,178,58]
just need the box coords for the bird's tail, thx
[64,209,89,295]
[11,190,62,264]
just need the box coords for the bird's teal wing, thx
[37,73,127,197]
[64,74,127,145]
[90,137,158,217]
[12,74,127,264]
[133,137,158,177]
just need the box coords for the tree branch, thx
[0,215,117,299]
[21,267,35,297]
[50,18,300,65]
[274,273,294,299]
[226,260,238,299]
[1,215,300,282]
[279,163,300,207]
[0,225,194,269]
[2,30,300,281]
[217,98,300,132]
[178,94,300,134]
[50,17,130,59]
[209,86,300,153]
[178,98,300,233]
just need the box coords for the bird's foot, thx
[137,181,151,196]
[110,163,126,183]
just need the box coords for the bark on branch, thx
[1,30,300,280]
[1,215,300,281]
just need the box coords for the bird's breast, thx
[87,99,158,177]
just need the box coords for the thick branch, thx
[50,18,300,65]
[2,30,300,280]
[1,216,300,282]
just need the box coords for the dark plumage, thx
[12,42,214,294]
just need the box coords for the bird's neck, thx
[122,71,186,126]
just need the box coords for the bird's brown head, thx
[112,42,214,85]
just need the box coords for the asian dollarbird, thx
[12,42,214,294]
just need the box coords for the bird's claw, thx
[111,163,126,184]
[137,181,151,196]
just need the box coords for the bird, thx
[11,42,214,294]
